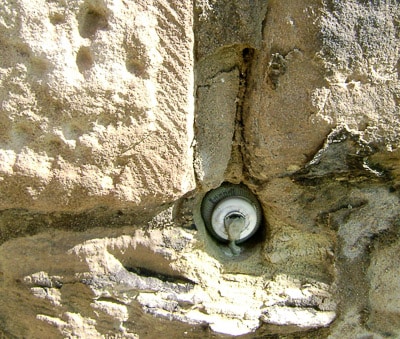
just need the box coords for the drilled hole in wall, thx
[49,13,65,25]
[78,7,108,38]
[76,46,93,73]
[126,58,147,76]
[30,56,50,76]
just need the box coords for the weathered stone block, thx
[0,0,195,211]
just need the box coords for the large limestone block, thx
[0,0,195,211]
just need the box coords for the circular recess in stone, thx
[201,183,263,244]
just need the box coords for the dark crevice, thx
[280,300,324,312]
[237,47,257,185]
[367,224,400,253]
[0,206,166,245]
[224,46,255,184]
[290,128,391,187]
[316,199,368,231]
[95,296,127,305]
[125,266,196,286]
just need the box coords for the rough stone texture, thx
[0,208,336,338]
[193,48,241,189]
[315,1,400,145]
[1,0,400,338]
[0,0,195,212]
[367,238,400,336]
[244,0,332,180]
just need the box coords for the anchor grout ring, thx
[201,183,263,244]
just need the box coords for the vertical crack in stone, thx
[224,47,255,184]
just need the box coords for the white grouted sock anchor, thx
[224,214,246,256]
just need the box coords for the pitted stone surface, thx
[0,0,195,211]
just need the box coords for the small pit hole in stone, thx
[76,46,93,73]
[79,7,108,38]
[126,58,147,76]
[30,56,49,76]
[242,47,254,62]
[49,13,65,25]
[16,43,31,58]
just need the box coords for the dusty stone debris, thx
[1,0,400,338]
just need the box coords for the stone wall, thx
[1,0,400,338]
